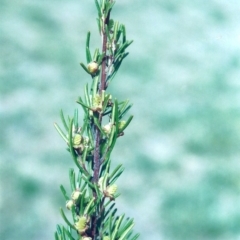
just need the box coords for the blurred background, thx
[1,0,240,239]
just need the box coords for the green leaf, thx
[93,48,99,62]
[106,52,129,84]
[116,40,133,56]
[94,0,101,17]
[60,185,69,201]
[84,197,95,215]
[119,102,132,119]
[102,93,111,113]
[118,99,130,114]
[56,224,62,235]
[63,227,75,240]
[86,32,92,63]
[79,189,87,215]
[108,124,116,149]
[108,19,114,30]
[60,109,69,132]
[84,84,91,106]
[61,226,67,240]
[113,21,119,41]
[114,100,119,125]
[109,165,124,185]
[121,25,126,43]
[118,222,135,240]
[109,212,114,239]
[80,116,89,135]
[76,171,82,189]
[54,123,68,143]
[76,98,92,112]
[105,25,113,55]
[86,31,91,49]
[119,115,134,133]
[73,109,78,130]
[82,175,96,190]
[60,208,76,229]
[93,114,108,137]
[86,47,92,64]
[69,168,76,191]
[112,215,125,240]
[80,62,91,74]
[96,18,101,34]
[130,233,140,240]
[91,75,99,96]
[54,232,59,240]
[97,53,104,65]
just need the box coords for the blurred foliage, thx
[1,0,240,240]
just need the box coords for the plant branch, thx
[54,1,137,239]
[92,8,111,240]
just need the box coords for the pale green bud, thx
[87,61,98,74]
[66,200,74,210]
[103,123,112,134]
[71,190,81,201]
[118,121,126,132]
[74,216,89,233]
[106,184,117,197]
[103,236,110,240]
[73,134,82,145]
[82,237,92,240]
[93,94,102,111]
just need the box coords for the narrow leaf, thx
[69,168,76,191]
[54,123,68,143]
[86,47,92,63]
[60,208,76,229]
[94,0,101,17]
[119,115,133,133]
[60,109,69,132]
[118,223,135,240]
[80,62,91,74]
[73,109,78,130]
[86,31,91,49]
[60,185,69,201]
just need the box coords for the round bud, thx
[103,123,112,134]
[106,184,117,197]
[103,237,110,240]
[118,121,126,132]
[74,216,89,233]
[66,200,74,210]
[87,61,99,74]
[82,237,92,240]
[71,190,81,201]
[92,94,102,111]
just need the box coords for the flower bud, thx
[92,94,102,111]
[75,215,89,234]
[87,61,98,74]
[103,123,112,134]
[118,121,126,132]
[82,237,92,240]
[73,134,82,145]
[105,184,117,198]
[71,190,81,201]
[66,200,74,210]
[103,237,110,240]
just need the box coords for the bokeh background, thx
[1,0,240,239]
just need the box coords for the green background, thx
[1,0,240,239]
